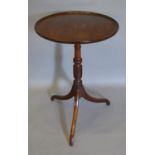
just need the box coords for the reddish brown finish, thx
[35,11,118,146]
[35,11,118,44]
[69,95,79,146]
[51,44,110,146]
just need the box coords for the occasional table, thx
[35,11,119,146]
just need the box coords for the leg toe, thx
[69,135,74,146]
[51,96,55,101]
[106,100,110,106]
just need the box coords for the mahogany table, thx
[35,11,119,146]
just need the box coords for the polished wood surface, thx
[35,11,118,146]
[35,11,118,44]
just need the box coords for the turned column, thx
[73,44,82,88]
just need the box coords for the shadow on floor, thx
[48,43,72,143]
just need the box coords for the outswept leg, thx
[81,85,110,105]
[51,87,74,101]
[69,95,79,146]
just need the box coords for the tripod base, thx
[51,81,110,146]
[51,81,110,105]
[51,44,110,146]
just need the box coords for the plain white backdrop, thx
[1,0,155,155]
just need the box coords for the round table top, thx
[35,11,119,44]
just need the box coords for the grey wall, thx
[29,0,126,87]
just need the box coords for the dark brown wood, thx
[35,11,118,146]
[51,44,110,146]
[35,11,118,44]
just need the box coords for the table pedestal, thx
[51,44,110,146]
